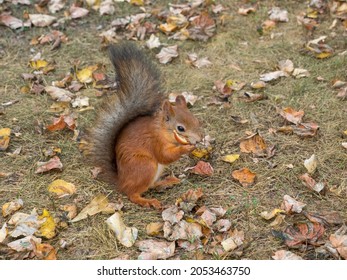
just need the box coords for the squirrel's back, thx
[85,43,165,183]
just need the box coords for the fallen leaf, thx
[35,156,63,174]
[187,53,212,68]
[306,36,334,59]
[240,133,267,156]
[189,161,214,176]
[279,222,325,248]
[137,240,175,260]
[168,92,198,106]
[304,154,317,174]
[278,59,294,74]
[8,236,42,252]
[282,195,306,214]
[299,173,324,193]
[0,127,11,151]
[191,147,212,159]
[260,208,285,220]
[59,204,78,220]
[162,206,184,224]
[188,12,216,42]
[278,122,319,137]
[71,96,89,108]
[176,188,204,212]
[221,229,244,252]
[29,14,56,27]
[231,115,249,124]
[221,154,240,164]
[0,222,7,243]
[46,114,76,131]
[29,60,49,70]
[77,65,98,83]
[33,243,57,260]
[69,5,89,19]
[292,68,310,78]
[146,34,161,49]
[238,7,256,15]
[156,45,178,64]
[303,211,343,227]
[10,209,42,238]
[250,81,266,89]
[232,168,256,187]
[268,7,289,22]
[278,107,304,124]
[272,250,303,260]
[48,0,65,13]
[100,0,115,16]
[330,225,347,259]
[2,198,23,217]
[260,70,288,82]
[164,220,203,241]
[48,179,77,198]
[37,209,56,239]
[0,13,24,29]
[199,208,217,228]
[106,212,138,248]
[337,87,347,100]
[214,219,231,232]
[241,91,266,102]
[45,86,74,103]
[270,214,286,227]
[146,222,163,236]
[71,194,109,222]
[342,142,347,149]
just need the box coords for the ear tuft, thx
[175,95,187,107]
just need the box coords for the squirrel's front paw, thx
[183,144,196,153]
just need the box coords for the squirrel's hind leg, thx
[117,156,161,209]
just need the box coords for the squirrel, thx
[83,43,203,209]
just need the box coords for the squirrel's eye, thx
[177,126,185,132]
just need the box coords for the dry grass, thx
[0,0,346,260]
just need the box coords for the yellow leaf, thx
[0,128,11,151]
[316,52,332,59]
[159,23,177,33]
[48,179,77,198]
[29,60,48,70]
[260,208,285,220]
[71,194,109,222]
[221,154,240,164]
[37,209,56,239]
[191,147,212,159]
[77,65,98,83]
[146,222,163,236]
[343,130,347,136]
[130,0,144,6]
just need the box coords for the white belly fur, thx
[153,164,165,183]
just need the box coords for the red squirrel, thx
[83,43,203,209]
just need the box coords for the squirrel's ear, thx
[175,95,187,107]
[162,100,175,121]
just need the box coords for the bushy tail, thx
[85,43,164,184]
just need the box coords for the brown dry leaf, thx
[48,0,65,14]
[100,0,115,16]
[241,91,266,102]
[33,243,57,260]
[35,156,63,174]
[36,209,56,239]
[137,240,175,260]
[8,236,42,252]
[29,14,56,27]
[272,250,303,260]
[303,211,343,226]
[278,107,304,124]
[0,13,24,29]
[199,208,217,228]
[164,220,203,241]
[156,45,178,64]
[48,179,77,198]
[46,113,76,131]
[278,59,294,74]
[250,81,266,89]
[278,122,319,137]
[260,70,288,82]
[71,194,109,222]
[188,12,216,42]
[337,87,347,100]
[299,173,324,193]
[292,68,310,78]
[45,86,74,103]
[329,225,347,260]
[146,222,163,236]
[231,115,249,124]
[282,195,306,214]
[69,5,89,19]
[106,212,138,248]
[187,53,212,68]
[239,133,267,156]
[221,229,244,252]
[168,92,198,106]
[268,7,289,22]
[232,168,256,187]
[214,219,231,233]
[162,206,184,224]
[2,199,23,217]
[176,188,203,212]
[10,210,42,238]
[280,222,325,248]
[0,128,11,151]
[306,36,334,59]
[270,214,286,227]
[262,19,276,31]
[59,204,78,220]
[189,161,214,177]
[0,222,7,243]
[238,7,256,15]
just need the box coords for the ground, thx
[0,0,346,260]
